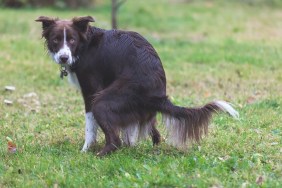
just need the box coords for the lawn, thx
[0,0,281,187]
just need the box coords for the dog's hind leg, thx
[92,101,122,156]
[97,125,121,157]
[121,113,161,147]
[150,117,161,146]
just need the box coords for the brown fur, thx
[36,16,238,156]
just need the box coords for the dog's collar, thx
[59,60,79,79]
[60,65,68,79]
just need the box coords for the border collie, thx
[36,16,239,156]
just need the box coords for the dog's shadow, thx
[83,140,195,159]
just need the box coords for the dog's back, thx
[80,28,166,95]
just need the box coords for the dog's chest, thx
[67,71,81,90]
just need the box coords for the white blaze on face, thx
[53,27,73,65]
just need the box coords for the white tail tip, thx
[214,100,239,119]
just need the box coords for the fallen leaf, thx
[23,92,37,98]
[210,184,223,188]
[8,141,17,153]
[253,129,261,134]
[218,155,230,161]
[204,91,211,98]
[198,146,201,152]
[241,182,249,188]
[6,137,17,153]
[256,176,264,185]
[124,172,131,178]
[5,86,16,91]
[4,99,13,105]
[246,96,256,104]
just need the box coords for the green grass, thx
[0,0,282,187]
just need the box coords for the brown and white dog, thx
[36,16,239,156]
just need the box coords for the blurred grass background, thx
[2,0,282,8]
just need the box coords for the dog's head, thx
[36,16,94,65]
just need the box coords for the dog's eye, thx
[53,39,59,44]
[69,38,75,44]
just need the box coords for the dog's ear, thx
[35,16,56,30]
[72,16,95,33]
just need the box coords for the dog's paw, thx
[81,148,88,153]
[81,141,96,152]
[81,147,88,153]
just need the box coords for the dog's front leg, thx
[81,112,98,152]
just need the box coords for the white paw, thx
[81,143,90,152]
[81,141,95,152]
[81,147,88,153]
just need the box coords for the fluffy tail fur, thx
[150,97,239,148]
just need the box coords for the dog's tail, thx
[148,97,239,147]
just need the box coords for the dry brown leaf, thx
[8,141,17,153]
[256,176,264,185]
[246,96,256,104]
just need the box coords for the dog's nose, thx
[60,55,69,63]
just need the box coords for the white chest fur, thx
[67,71,81,90]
